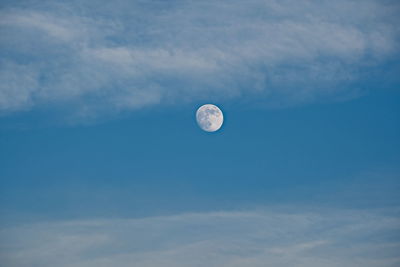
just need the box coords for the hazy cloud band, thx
[1,207,399,267]
[0,0,399,118]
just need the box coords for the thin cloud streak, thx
[0,0,399,118]
[0,207,399,267]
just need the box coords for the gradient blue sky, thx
[0,0,400,266]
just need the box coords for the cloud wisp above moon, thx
[0,0,399,120]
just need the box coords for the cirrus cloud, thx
[0,0,399,119]
[0,207,399,267]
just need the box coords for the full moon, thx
[196,104,224,132]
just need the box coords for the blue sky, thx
[0,0,400,266]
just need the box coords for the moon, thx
[196,104,224,132]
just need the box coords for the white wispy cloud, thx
[0,0,399,118]
[0,207,399,267]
